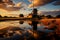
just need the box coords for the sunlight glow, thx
[0,9,8,16]
[0,9,20,17]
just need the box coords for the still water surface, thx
[0,20,53,32]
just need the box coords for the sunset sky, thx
[0,0,60,17]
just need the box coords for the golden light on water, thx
[0,22,10,29]
[28,30,38,38]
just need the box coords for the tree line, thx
[0,14,60,18]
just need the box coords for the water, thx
[0,20,53,32]
[0,20,32,29]
[0,20,54,40]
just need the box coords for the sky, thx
[0,0,60,17]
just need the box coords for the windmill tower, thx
[32,0,38,31]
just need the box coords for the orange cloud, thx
[28,0,55,8]
[15,2,22,7]
[0,0,22,11]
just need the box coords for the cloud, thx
[0,0,22,11]
[28,0,56,8]
[4,7,21,11]
[15,2,22,7]
[53,0,60,5]
[28,0,33,3]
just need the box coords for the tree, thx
[46,15,53,18]
[56,15,60,18]
[41,15,45,17]
[19,14,24,17]
[40,15,45,19]
[0,15,2,18]
[4,16,8,18]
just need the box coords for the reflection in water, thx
[32,20,38,30]
[0,20,54,40]
[19,20,24,24]
[0,20,53,31]
[27,20,32,26]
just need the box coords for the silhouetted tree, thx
[56,15,60,18]
[0,15,2,18]
[41,15,45,17]
[4,16,8,18]
[41,15,45,18]
[46,15,52,18]
[19,14,24,17]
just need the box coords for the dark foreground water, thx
[0,20,59,40]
